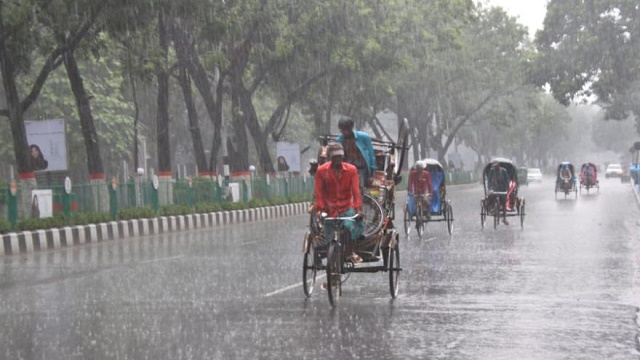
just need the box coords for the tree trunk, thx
[228,90,250,173]
[170,25,222,175]
[63,50,104,176]
[234,79,274,173]
[0,14,30,175]
[156,10,171,176]
[177,64,208,175]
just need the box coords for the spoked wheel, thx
[480,200,487,229]
[574,187,578,199]
[388,233,400,299]
[403,203,411,236]
[519,199,526,228]
[326,242,343,307]
[362,194,385,237]
[302,231,317,298]
[445,202,454,235]
[493,198,500,230]
[555,188,558,199]
[415,204,424,237]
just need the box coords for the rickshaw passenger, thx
[560,166,572,181]
[584,165,593,184]
[314,142,364,264]
[336,118,377,188]
[487,161,510,225]
[407,162,433,215]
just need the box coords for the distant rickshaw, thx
[579,162,599,194]
[403,159,453,237]
[480,158,526,229]
[555,162,577,199]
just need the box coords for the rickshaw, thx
[403,159,453,237]
[480,158,526,229]
[579,162,599,194]
[555,162,577,199]
[302,118,409,306]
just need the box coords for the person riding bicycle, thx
[487,161,510,225]
[336,118,377,189]
[584,165,593,185]
[314,142,365,264]
[407,161,433,217]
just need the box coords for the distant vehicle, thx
[605,163,623,178]
[527,168,543,183]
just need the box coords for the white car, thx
[605,163,623,178]
[527,168,543,183]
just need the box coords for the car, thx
[527,168,543,183]
[605,163,623,178]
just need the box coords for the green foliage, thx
[0,182,7,206]
[267,196,289,206]
[70,212,112,226]
[247,198,270,208]
[194,203,222,213]
[161,204,194,216]
[534,0,640,125]
[118,207,156,220]
[0,218,11,234]
[16,216,66,232]
[221,202,247,211]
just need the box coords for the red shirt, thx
[315,161,362,216]
[408,169,433,195]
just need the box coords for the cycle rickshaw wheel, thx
[326,242,343,307]
[403,203,411,236]
[519,199,526,228]
[493,197,500,230]
[302,231,317,297]
[445,203,454,235]
[415,203,424,237]
[480,200,487,229]
[388,233,400,299]
[362,194,385,237]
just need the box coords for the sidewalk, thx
[1,202,311,256]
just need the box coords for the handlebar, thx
[321,213,361,222]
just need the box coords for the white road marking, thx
[264,274,327,297]
[139,255,185,264]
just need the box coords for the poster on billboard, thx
[31,189,53,218]
[275,142,301,173]
[25,119,68,172]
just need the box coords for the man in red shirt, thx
[407,161,433,216]
[315,142,364,263]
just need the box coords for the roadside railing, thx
[0,174,315,232]
[0,169,476,233]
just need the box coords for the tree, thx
[534,0,640,126]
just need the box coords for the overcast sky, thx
[485,0,547,37]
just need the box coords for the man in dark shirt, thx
[336,118,376,188]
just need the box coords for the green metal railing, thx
[2,174,316,229]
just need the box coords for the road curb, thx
[1,202,312,256]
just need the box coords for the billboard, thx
[25,119,68,171]
[31,189,53,218]
[275,142,301,173]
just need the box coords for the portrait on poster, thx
[275,142,301,173]
[25,119,68,172]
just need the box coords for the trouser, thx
[318,208,365,250]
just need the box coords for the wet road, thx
[1,178,639,359]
